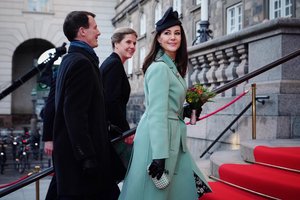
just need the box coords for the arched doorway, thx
[11,39,54,127]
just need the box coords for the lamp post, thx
[192,0,213,45]
[30,88,37,135]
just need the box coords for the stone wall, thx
[186,18,300,159]
[0,0,117,127]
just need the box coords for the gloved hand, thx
[148,159,165,180]
[82,158,101,192]
[82,158,98,177]
[183,103,202,119]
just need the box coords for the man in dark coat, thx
[53,11,119,200]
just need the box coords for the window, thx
[173,0,182,16]
[127,22,134,75]
[25,0,53,13]
[226,3,242,34]
[140,13,146,36]
[129,22,134,29]
[139,46,146,69]
[196,0,201,5]
[127,58,133,75]
[193,20,201,45]
[270,0,292,19]
[155,2,162,24]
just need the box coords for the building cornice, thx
[112,0,147,25]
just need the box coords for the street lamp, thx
[192,0,213,45]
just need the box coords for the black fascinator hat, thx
[156,7,181,33]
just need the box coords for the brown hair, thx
[142,25,188,78]
[111,27,138,49]
[63,11,96,42]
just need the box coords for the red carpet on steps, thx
[218,163,300,200]
[254,146,300,170]
[201,182,267,200]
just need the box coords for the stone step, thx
[209,150,249,178]
[210,139,300,177]
[240,139,300,163]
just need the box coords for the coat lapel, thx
[159,53,187,152]
[160,53,186,90]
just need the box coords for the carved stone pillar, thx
[236,44,249,94]
[225,47,240,96]
[197,55,210,84]
[215,50,229,96]
[206,52,219,90]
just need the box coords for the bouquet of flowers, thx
[186,83,216,124]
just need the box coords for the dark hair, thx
[142,25,188,78]
[111,27,138,49]
[63,11,96,41]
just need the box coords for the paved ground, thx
[0,169,52,200]
[0,168,124,200]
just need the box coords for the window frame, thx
[269,0,293,19]
[154,1,163,25]
[139,46,146,69]
[226,2,243,34]
[173,0,182,16]
[140,12,146,36]
[24,0,53,13]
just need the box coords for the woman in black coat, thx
[100,27,137,169]
[53,11,119,199]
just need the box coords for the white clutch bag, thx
[147,166,170,189]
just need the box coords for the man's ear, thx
[78,27,86,37]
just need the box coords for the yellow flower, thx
[186,83,216,109]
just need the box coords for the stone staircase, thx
[201,139,300,200]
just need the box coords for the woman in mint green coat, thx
[119,7,211,200]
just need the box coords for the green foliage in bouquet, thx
[186,83,216,109]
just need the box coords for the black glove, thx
[82,159,101,193]
[148,159,165,179]
[183,103,202,119]
[82,158,98,177]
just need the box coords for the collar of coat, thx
[155,50,186,90]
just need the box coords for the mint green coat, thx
[119,51,211,200]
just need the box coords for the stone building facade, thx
[112,0,300,160]
[0,0,299,161]
[0,0,116,128]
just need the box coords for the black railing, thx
[199,96,270,158]
[0,167,53,198]
[0,127,136,198]
[211,48,300,94]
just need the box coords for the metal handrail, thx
[211,48,300,94]
[0,167,53,198]
[0,127,137,198]
[199,96,270,158]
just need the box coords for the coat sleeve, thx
[145,62,170,159]
[42,78,56,141]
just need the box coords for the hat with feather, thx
[155,7,181,33]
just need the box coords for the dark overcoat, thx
[100,52,132,174]
[53,45,118,198]
[100,52,131,132]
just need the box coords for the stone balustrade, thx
[185,18,300,159]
